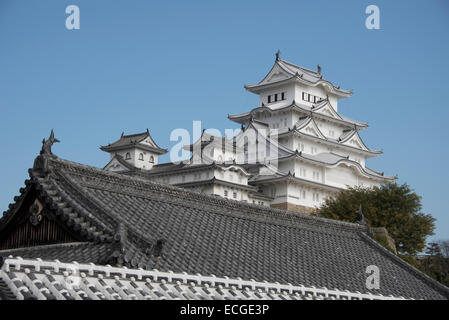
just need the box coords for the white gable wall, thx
[258,83,295,109]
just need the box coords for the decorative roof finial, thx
[275,50,280,61]
[356,204,367,226]
[317,64,322,75]
[40,129,60,156]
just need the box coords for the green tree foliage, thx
[426,242,443,257]
[315,182,435,255]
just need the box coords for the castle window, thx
[302,92,324,104]
[267,92,286,104]
[224,190,228,197]
[138,153,144,161]
[233,192,237,199]
[149,155,154,163]
[125,152,131,160]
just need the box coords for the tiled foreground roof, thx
[0,257,408,300]
[1,152,449,300]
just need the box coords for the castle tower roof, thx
[244,52,352,98]
[100,129,167,155]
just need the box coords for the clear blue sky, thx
[1,1,448,240]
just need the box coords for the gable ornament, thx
[29,198,44,227]
[40,129,60,156]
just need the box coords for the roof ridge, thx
[281,126,382,156]
[122,131,148,138]
[229,102,368,129]
[278,149,389,180]
[45,156,369,233]
[279,59,320,76]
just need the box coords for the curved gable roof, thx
[228,101,368,130]
[295,116,327,140]
[245,58,352,98]
[100,129,167,155]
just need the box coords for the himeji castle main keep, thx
[101,52,395,214]
[3,53,447,300]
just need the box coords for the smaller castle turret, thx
[101,129,167,172]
